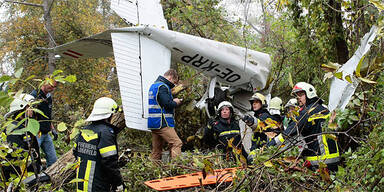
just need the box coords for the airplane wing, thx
[111,0,138,25]
[51,30,113,59]
[53,0,167,59]
[50,0,170,132]
[328,26,378,112]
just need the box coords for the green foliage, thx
[0,0,123,137]
[0,69,76,191]
[0,0,384,191]
[57,122,67,132]
[334,122,384,191]
[119,149,240,191]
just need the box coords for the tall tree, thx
[0,0,123,124]
[4,0,56,73]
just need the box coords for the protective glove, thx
[52,129,58,141]
[207,118,216,128]
[116,184,127,192]
[186,135,196,142]
[242,115,254,126]
[266,139,276,147]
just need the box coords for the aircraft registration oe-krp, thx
[49,0,272,132]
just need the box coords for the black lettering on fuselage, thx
[227,74,241,82]
[181,54,199,63]
[201,61,219,71]
[180,54,243,83]
[218,68,233,79]
[192,56,210,67]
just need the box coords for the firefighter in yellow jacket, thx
[73,97,125,192]
[268,82,340,172]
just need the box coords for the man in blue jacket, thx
[148,69,182,162]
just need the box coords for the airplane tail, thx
[111,0,168,29]
[111,33,171,132]
[111,0,138,25]
[111,0,171,131]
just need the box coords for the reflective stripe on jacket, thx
[73,121,122,192]
[272,100,340,166]
[219,130,240,137]
[148,81,175,129]
[274,132,339,165]
[304,134,340,165]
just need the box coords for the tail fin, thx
[111,0,168,29]
[111,0,138,25]
[111,32,171,131]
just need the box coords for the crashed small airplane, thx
[50,0,272,132]
[328,26,378,112]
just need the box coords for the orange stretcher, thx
[144,167,240,191]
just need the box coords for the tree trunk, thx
[333,1,349,64]
[325,0,349,64]
[45,150,76,189]
[43,0,56,74]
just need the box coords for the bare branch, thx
[44,24,57,46]
[4,0,43,8]
[48,0,55,13]
[323,0,343,13]
[247,20,263,35]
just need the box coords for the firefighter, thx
[73,97,125,192]
[280,98,305,152]
[203,101,248,163]
[268,82,340,172]
[268,97,283,123]
[3,94,41,180]
[242,93,282,150]
[242,93,282,163]
[283,98,298,129]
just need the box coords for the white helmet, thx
[217,101,234,116]
[285,98,298,108]
[269,97,283,110]
[86,97,118,122]
[217,101,233,111]
[292,82,317,99]
[4,93,35,119]
[249,93,266,105]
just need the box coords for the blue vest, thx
[148,82,175,129]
